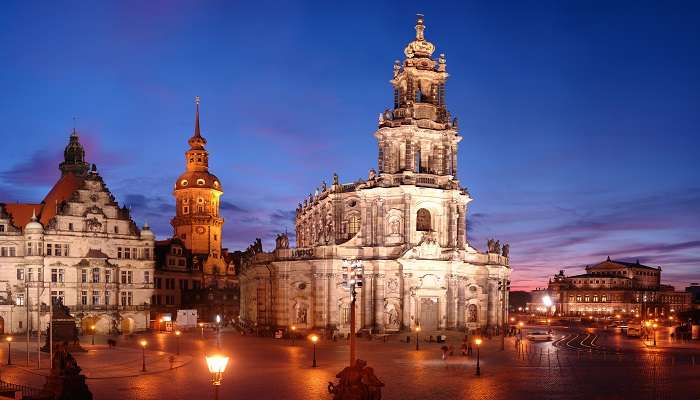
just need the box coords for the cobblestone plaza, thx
[1,326,699,399]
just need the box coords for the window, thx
[68,223,73,231]
[584,295,590,302]
[144,271,150,284]
[26,242,32,256]
[121,271,128,284]
[117,247,122,259]
[0,225,4,232]
[179,279,188,290]
[120,291,133,306]
[92,268,100,283]
[168,258,175,266]
[192,280,201,289]
[197,205,204,213]
[144,248,151,260]
[124,248,131,259]
[92,291,99,305]
[15,293,24,306]
[114,226,118,234]
[81,269,88,283]
[1,247,16,257]
[46,243,52,256]
[601,295,607,302]
[197,178,205,185]
[81,291,88,305]
[105,269,112,283]
[51,290,65,304]
[17,269,24,281]
[348,215,360,235]
[27,268,33,282]
[155,278,162,289]
[128,271,133,284]
[104,291,111,305]
[183,205,190,214]
[416,208,431,231]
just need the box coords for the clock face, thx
[195,226,206,234]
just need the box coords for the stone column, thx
[378,141,385,173]
[457,206,465,248]
[403,194,412,245]
[405,140,414,172]
[377,199,385,246]
[436,145,444,175]
[375,273,385,330]
[452,146,458,177]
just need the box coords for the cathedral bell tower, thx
[171,97,225,268]
[376,15,462,179]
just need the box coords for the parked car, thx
[526,331,553,341]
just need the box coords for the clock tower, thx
[171,97,225,278]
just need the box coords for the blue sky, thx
[1,1,698,290]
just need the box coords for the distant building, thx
[240,16,511,335]
[151,98,238,325]
[529,258,692,317]
[686,283,700,305]
[0,130,155,334]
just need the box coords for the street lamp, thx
[215,315,222,349]
[6,336,12,365]
[206,355,230,400]
[652,323,658,347]
[309,334,319,367]
[91,325,96,345]
[291,325,297,345]
[199,322,205,339]
[140,340,147,372]
[474,338,482,376]
[175,330,181,355]
[415,325,421,351]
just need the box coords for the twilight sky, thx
[1,1,698,291]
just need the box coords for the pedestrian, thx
[467,341,473,356]
[441,345,449,362]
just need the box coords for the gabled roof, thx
[2,172,84,231]
[85,248,109,259]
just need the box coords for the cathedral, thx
[0,130,154,334]
[239,16,511,334]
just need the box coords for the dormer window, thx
[197,179,205,186]
[181,179,188,186]
[214,181,219,188]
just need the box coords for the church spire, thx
[188,96,207,149]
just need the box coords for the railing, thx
[0,379,52,400]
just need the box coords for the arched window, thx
[416,208,431,231]
[348,215,360,235]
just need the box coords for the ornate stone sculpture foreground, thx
[328,359,384,400]
[43,342,93,400]
[41,300,85,353]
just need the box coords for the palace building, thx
[529,258,692,317]
[0,130,155,334]
[239,16,511,335]
[152,98,238,324]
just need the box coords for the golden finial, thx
[415,14,425,41]
[195,96,200,105]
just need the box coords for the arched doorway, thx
[419,298,438,332]
[121,318,134,334]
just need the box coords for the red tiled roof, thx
[4,203,42,229]
[39,173,84,225]
[2,173,84,230]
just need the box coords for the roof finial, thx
[72,116,78,136]
[194,96,201,138]
[415,14,425,40]
[31,208,37,221]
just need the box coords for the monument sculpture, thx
[41,299,85,353]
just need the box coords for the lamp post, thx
[652,323,658,347]
[6,336,12,365]
[415,325,421,351]
[206,355,229,400]
[216,315,221,349]
[310,334,319,367]
[199,322,205,339]
[291,325,296,345]
[91,325,96,345]
[474,338,482,376]
[175,330,181,355]
[645,321,652,345]
[140,340,147,372]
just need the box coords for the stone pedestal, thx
[40,301,86,353]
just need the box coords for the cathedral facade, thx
[239,16,511,334]
[0,130,154,334]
